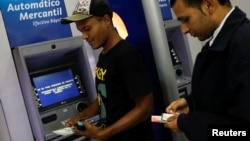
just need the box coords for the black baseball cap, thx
[61,0,113,24]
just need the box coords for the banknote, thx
[53,127,74,136]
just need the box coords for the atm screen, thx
[31,68,84,111]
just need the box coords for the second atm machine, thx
[12,36,97,141]
[164,19,193,97]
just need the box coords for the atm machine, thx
[142,0,192,141]
[163,19,193,97]
[12,36,97,141]
[142,0,193,106]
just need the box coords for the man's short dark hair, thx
[170,0,231,8]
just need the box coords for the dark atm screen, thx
[32,68,81,109]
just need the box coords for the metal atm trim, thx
[0,99,12,141]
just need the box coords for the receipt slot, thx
[12,36,96,141]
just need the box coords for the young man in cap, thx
[164,0,250,141]
[61,0,154,140]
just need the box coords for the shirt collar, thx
[209,7,235,47]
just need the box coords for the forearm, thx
[77,99,99,119]
[103,94,153,137]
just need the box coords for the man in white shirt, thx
[164,0,250,141]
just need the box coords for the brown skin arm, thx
[65,99,99,128]
[74,93,154,140]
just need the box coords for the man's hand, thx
[166,98,189,114]
[163,113,181,132]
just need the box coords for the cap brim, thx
[60,14,93,24]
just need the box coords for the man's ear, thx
[202,0,216,14]
[103,14,112,25]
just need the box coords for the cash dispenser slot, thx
[42,114,57,124]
